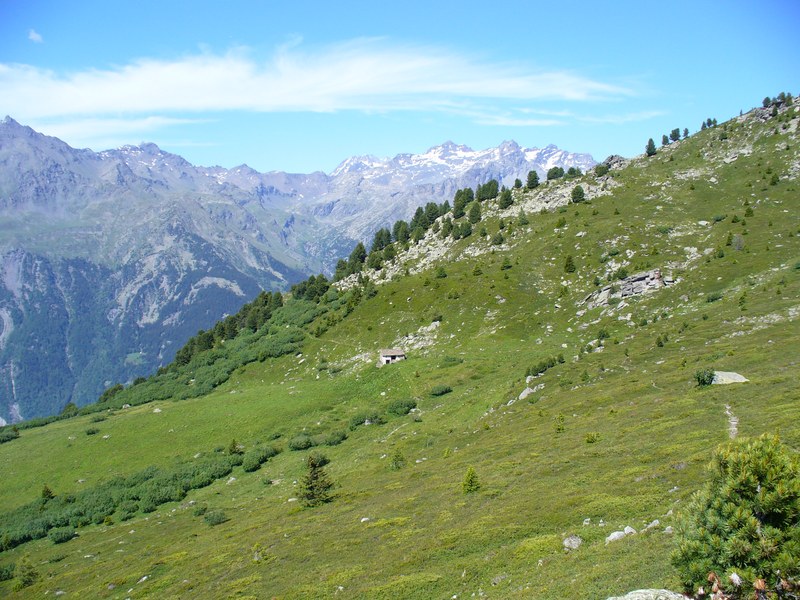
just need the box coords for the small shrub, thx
[90,415,106,423]
[204,510,229,526]
[349,410,385,430]
[694,369,715,387]
[242,445,279,472]
[706,291,723,303]
[47,527,76,544]
[192,504,208,517]
[0,563,15,582]
[585,432,601,444]
[321,430,347,446]
[12,556,39,590]
[389,448,406,470]
[429,385,453,397]
[387,399,417,416]
[85,427,100,435]
[287,434,315,451]
[554,413,566,434]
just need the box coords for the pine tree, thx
[526,170,540,189]
[645,138,657,157]
[498,188,513,209]
[570,185,585,203]
[468,202,481,224]
[672,434,800,595]
[462,466,480,494]
[564,254,576,273]
[300,453,334,507]
[661,134,669,146]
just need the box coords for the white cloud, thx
[28,116,207,150]
[27,29,43,43]
[0,39,632,120]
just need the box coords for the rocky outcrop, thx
[584,269,673,309]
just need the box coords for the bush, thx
[672,435,800,595]
[287,434,315,451]
[694,369,715,387]
[349,410,385,430]
[204,510,229,526]
[242,445,279,472]
[47,527,76,544]
[387,399,417,416]
[85,427,100,435]
[0,428,20,444]
[321,430,347,446]
[706,291,723,303]
[429,385,452,397]
[0,563,15,582]
[594,163,610,177]
[12,556,39,590]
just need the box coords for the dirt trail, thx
[725,404,739,439]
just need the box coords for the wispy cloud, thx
[29,116,208,150]
[27,29,43,43]
[578,110,665,125]
[0,38,639,146]
[1,39,632,117]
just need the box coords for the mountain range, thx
[0,117,594,421]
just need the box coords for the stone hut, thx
[379,348,406,365]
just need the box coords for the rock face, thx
[606,590,687,600]
[585,269,673,309]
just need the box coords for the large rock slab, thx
[606,590,687,600]
[712,371,749,384]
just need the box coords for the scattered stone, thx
[226,477,236,485]
[360,517,370,523]
[644,520,660,532]
[712,371,749,384]
[108,583,117,590]
[605,590,687,600]
[605,531,627,544]
[518,388,535,401]
[490,574,509,586]
[137,575,149,584]
[563,535,583,550]
[152,408,162,413]
[287,497,297,503]
[624,526,637,535]
[583,518,591,526]
[663,526,674,534]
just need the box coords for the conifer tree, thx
[672,434,800,595]
[571,185,585,203]
[468,202,481,224]
[300,453,335,507]
[462,466,480,494]
[645,138,657,157]
[498,188,513,209]
[526,170,540,189]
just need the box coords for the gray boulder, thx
[606,591,686,600]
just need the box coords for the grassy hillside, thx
[0,101,798,599]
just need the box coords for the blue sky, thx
[1,0,798,173]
